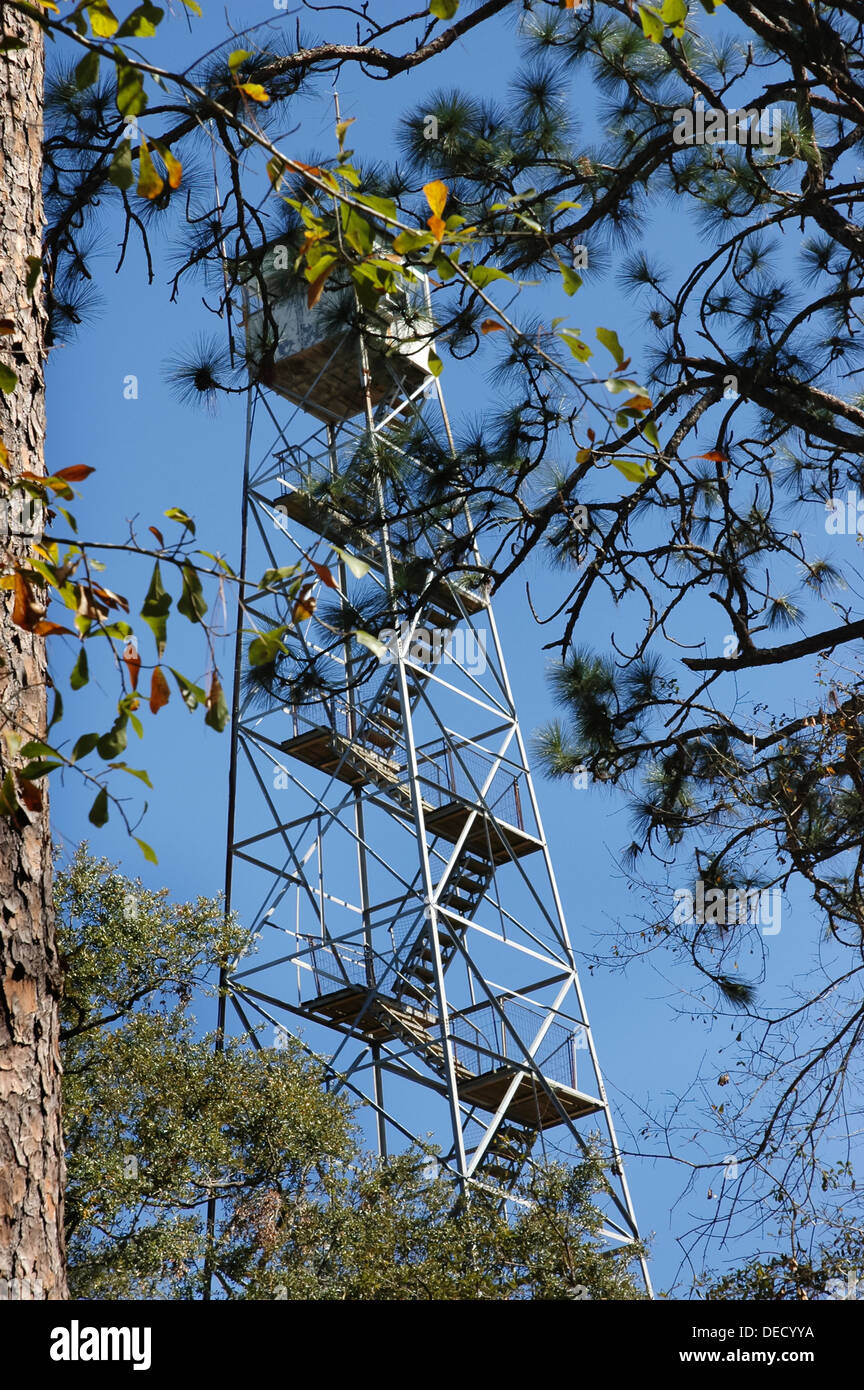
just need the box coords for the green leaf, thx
[164,506,195,535]
[48,687,63,732]
[204,674,229,733]
[140,562,171,656]
[228,48,251,70]
[340,204,373,256]
[430,0,459,17]
[559,330,592,364]
[169,668,206,712]
[70,646,89,690]
[560,265,582,296]
[19,760,63,780]
[108,140,134,191]
[88,786,110,828]
[266,155,287,190]
[638,5,665,42]
[331,545,370,580]
[72,732,100,762]
[197,550,236,578]
[97,715,128,761]
[116,2,164,38]
[641,419,661,450]
[466,264,510,290]
[0,364,17,394]
[355,193,398,222]
[177,563,207,624]
[0,772,19,818]
[116,59,148,120]
[611,457,657,484]
[259,564,301,590]
[135,836,158,864]
[427,351,443,377]
[179,0,201,12]
[433,251,458,282]
[604,377,641,394]
[248,626,290,667]
[87,2,119,37]
[393,229,433,255]
[355,629,387,660]
[111,763,153,788]
[19,740,59,759]
[75,50,100,91]
[596,326,625,367]
[25,257,42,297]
[661,0,688,36]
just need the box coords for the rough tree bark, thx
[0,4,66,1300]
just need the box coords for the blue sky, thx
[44,0,853,1295]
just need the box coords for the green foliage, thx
[698,1221,864,1301]
[59,850,644,1300]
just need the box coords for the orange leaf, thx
[158,144,182,191]
[427,214,446,243]
[123,642,141,691]
[628,395,653,413]
[292,586,317,623]
[697,449,728,463]
[481,319,506,334]
[239,82,270,103]
[17,777,42,814]
[33,620,75,637]
[149,526,165,547]
[310,561,337,590]
[91,583,129,613]
[149,665,170,714]
[423,180,448,220]
[53,464,95,482]
[307,264,334,309]
[11,572,46,632]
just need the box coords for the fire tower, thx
[218,241,650,1291]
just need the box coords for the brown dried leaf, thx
[149,665,171,714]
[123,642,141,691]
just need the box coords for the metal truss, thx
[220,297,652,1293]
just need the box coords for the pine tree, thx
[0,6,66,1301]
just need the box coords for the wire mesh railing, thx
[450,997,580,1089]
[413,738,525,827]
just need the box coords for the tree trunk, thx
[0,4,66,1300]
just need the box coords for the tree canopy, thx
[59,848,644,1301]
